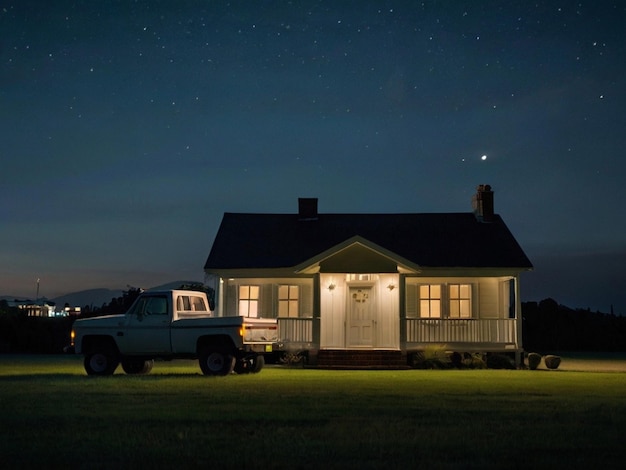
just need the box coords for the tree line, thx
[522,298,626,352]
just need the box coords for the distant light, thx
[481,155,487,161]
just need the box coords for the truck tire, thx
[234,354,265,374]
[121,359,154,375]
[84,351,119,376]
[250,354,265,373]
[199,349,235,376]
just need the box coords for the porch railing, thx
[275,317,518,346]
[277,317,314,343]
[405,318,518,345]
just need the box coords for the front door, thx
[348,287,373,347]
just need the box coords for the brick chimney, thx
[472,184,494,223]
[298,197,318,221]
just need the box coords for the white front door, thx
[348,287,374,347]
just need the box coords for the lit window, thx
[449,284,472,318]
[419,285,441,318]
[278,285,299,318]
[239,285,259,317]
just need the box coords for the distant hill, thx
[52,288,124,309]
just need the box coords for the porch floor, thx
[316,349,409,370]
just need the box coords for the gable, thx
[294,236,421,274]
[320,243,398,273]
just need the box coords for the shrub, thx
[450,351,463,368]
[528,352,542,370]
[486,353,515,369]
[409,345,451,369]
[544,355,561,370]
[463,352,487,369]
[280,351,306,367]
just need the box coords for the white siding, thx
[375,274,400,348]
[478,278,499,318]
[320,274,346,348]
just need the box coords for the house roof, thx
[204,212,533,271]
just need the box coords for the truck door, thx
[119,294,172,354]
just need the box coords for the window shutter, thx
[261,284,273,318]
[226,284,237,317]
[300,283,313,317]
[405,284,417,317]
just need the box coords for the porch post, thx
[399,274,407,351]
[310,274,321,365]
[515,275,523,366]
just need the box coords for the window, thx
[239,285,259,317]
[449,284,472,318]
[191,296,207,311]
[176,295,207,312]
[146,297,168,315]
[130,295,168,316]
[177,295,191,311]
[419,285,441,318]
[278,285,299,317]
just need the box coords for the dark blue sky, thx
[2,1,625,313]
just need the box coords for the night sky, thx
[2,1,625,313]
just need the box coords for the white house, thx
[204,185,533,368]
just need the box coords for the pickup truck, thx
[69,289,277,376]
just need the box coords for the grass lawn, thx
[1,355,626,469]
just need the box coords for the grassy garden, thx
[1,355,626,469]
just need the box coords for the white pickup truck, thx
[69,289,277,376]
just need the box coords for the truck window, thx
[128,295,168,317]
[191,296,207,311]
[146,296,168,315]
[177,296,192,311]
[176,295,207,312]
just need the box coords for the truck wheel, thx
[234,359,249,374]
[250,354,265,373]
[199,349,235,376]
[121,359,154,375]
[84,351,119,376]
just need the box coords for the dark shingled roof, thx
[204,212,533,270]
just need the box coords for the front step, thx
[316,350,409,370]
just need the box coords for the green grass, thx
[1,355,626,469]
